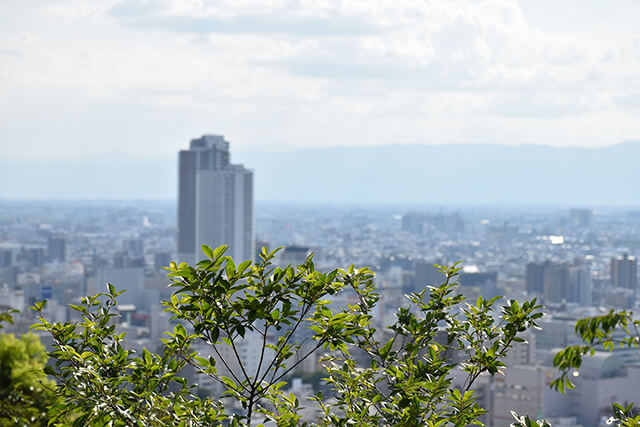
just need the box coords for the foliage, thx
[608,403,640,427]
[32,245,545,426]
[315,263,543,426]
[551,309,639,393]
[509,411,552,427]
[0,309,18,330]
[0,310,57,426]
[551,309,640,426]
[31,291,226,426]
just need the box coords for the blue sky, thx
[2,0,640,159]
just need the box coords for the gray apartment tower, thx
[526,260,592,305]
[611,254,637,291]
[177,135,254,263]
[47,233,66,262]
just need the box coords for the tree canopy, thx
[0,310,57,426]
[30,246,545,426]
[1,245,638,425]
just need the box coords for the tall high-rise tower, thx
[47,233,66,262]
[611,254,637,291]
[177,135,254,263]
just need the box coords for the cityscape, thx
[3,1,640,426]
[2,135,640,426]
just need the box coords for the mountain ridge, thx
[2,142,639,205]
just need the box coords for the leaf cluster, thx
[551,310,639,393]
[0,309,57,426]
[316,263,543,426]
[31,247,545,426]
[31,288,226,426]
[550,310,640,426]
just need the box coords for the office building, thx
[18,246,45,269]
[544,262,592,305]
[526,261,549,295]
[610,254,637,291]
[459,271,497,288]
[411,260,445,293]
[277,246,311,267]
[0,248,13,268]
[94,266,144,307]
[569,208,593,228]
[528,261,592,305]
[153,252,171,271]
[47,234,66,262]
[177,135,254,263]
[113,251,144,269]
[123,238,144,258]
[432,212,465,233]
[401,212,426,234]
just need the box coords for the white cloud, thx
[1,0,640,159]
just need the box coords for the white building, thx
[565,354,640,427]
[195,166,254,263]
[491,365,555,427]
[503,329,537,368]
[0,283,25,311]
[491,352,640,427]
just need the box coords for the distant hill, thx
[3,142,640,205]
[236,142,640,205]
[0,153,176,200]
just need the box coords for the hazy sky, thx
[2,0,640,159]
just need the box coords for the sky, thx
[2,0,640,160]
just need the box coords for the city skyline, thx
[3,196,640,425]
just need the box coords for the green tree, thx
[0,309,57,426]
[33,246,544,426]
[551,309,640,426]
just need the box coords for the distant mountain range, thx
[2,142,640,205]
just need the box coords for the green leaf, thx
[31,300,48,311]
[237,260,252,274]
[201,245,214,259]
[175,323,187,339]
[142,348,153,364]
[213,245,228,259]
[379,338,394,359]
[225,258,236,278]
[220,376,237,390]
